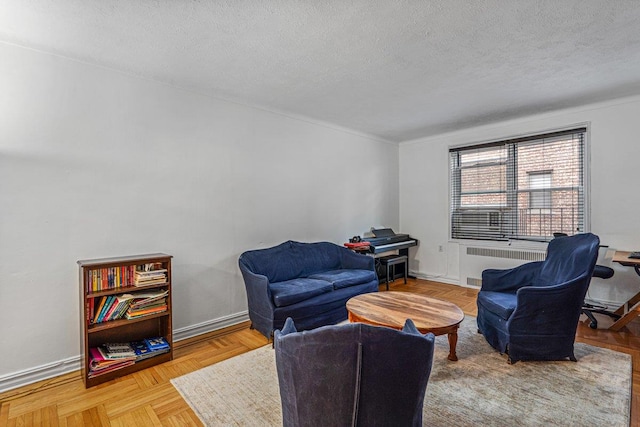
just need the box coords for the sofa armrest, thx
[481,261,543,293]
[239,261,275,317]
[339,248,375,271]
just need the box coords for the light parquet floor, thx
[1,279,638,426]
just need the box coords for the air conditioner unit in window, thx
[452,210,504,239]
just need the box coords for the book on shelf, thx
[134,271,167,286]
[88,361,135,378]
[126,304,168,320]
[134,263,167,285]
[127,290,169,319]
[129,290,169,306]
[131,340,170,361]
[144,337,170,351]
[91,290,168,324]
[101,342,136,358]
[92,296,107,324]
[135,269,168,276]
[88,338,171,377]
[96,296,114,323]
[87,263,168,293]
[133,278,167,287]
[138,262,165,272]
[88,347,135,378]
[87,265,137,293]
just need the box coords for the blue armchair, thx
[477,233,600,363]
[274,317,435,427]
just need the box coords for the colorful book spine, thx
[92,297,107,324]
[88,264,160,293]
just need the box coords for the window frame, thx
[449,125,590,243]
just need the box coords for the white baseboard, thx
[411,271,466,287]
[0,356,80,394]
[0,311,249,394]
[173,311,249,341]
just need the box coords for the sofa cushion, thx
[296,242,342,277]
[272,281,379,333]
[309,269,378,290]
[477,291,517,320]
[270,278,334,307]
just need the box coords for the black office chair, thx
[554,233,617,329]
[581,264,619,329]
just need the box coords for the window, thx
[528,171,552,211]
[449,127,587,242]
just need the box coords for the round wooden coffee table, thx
[346,291,465,361]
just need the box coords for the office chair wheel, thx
[589,320,598,329]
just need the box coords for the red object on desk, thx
[344,242,370,249]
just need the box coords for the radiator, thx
[463,246,546,287]
[466,246,546,261]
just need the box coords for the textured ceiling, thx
[2,1,640,142]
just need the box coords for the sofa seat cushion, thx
[309,269,378,290]
[270,278,334,307]
[477,291,517,320]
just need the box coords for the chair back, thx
[274,318,435,427]
[537,233,600,287]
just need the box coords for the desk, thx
[608,251,640,331]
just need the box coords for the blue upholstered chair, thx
[274,318,435,427]
[477,233,600,363]
[554,232,617,329]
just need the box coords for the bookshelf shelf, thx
[87,311,171,333]
[78,253,173,388]
[86,282,170,299]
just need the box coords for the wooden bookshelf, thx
[78,253,173,388]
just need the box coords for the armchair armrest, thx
[508,274,589,333]
[339,248,375,271]
[481,261,543,293]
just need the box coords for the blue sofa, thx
[239,240,379,339]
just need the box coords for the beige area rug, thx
[171,317,631,426]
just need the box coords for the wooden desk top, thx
[612,251,640,266]
[346,291,464,336]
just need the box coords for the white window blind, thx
[528,171,552,211]
[449,127,587,242]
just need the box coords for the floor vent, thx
[466,247,546,262]
[467,277,483,287]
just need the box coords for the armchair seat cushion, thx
[270,278,334,307]
[477,291,518,320]
[309,269,377,290]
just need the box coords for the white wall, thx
[0,42,399,385]
[400,95,640,306]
